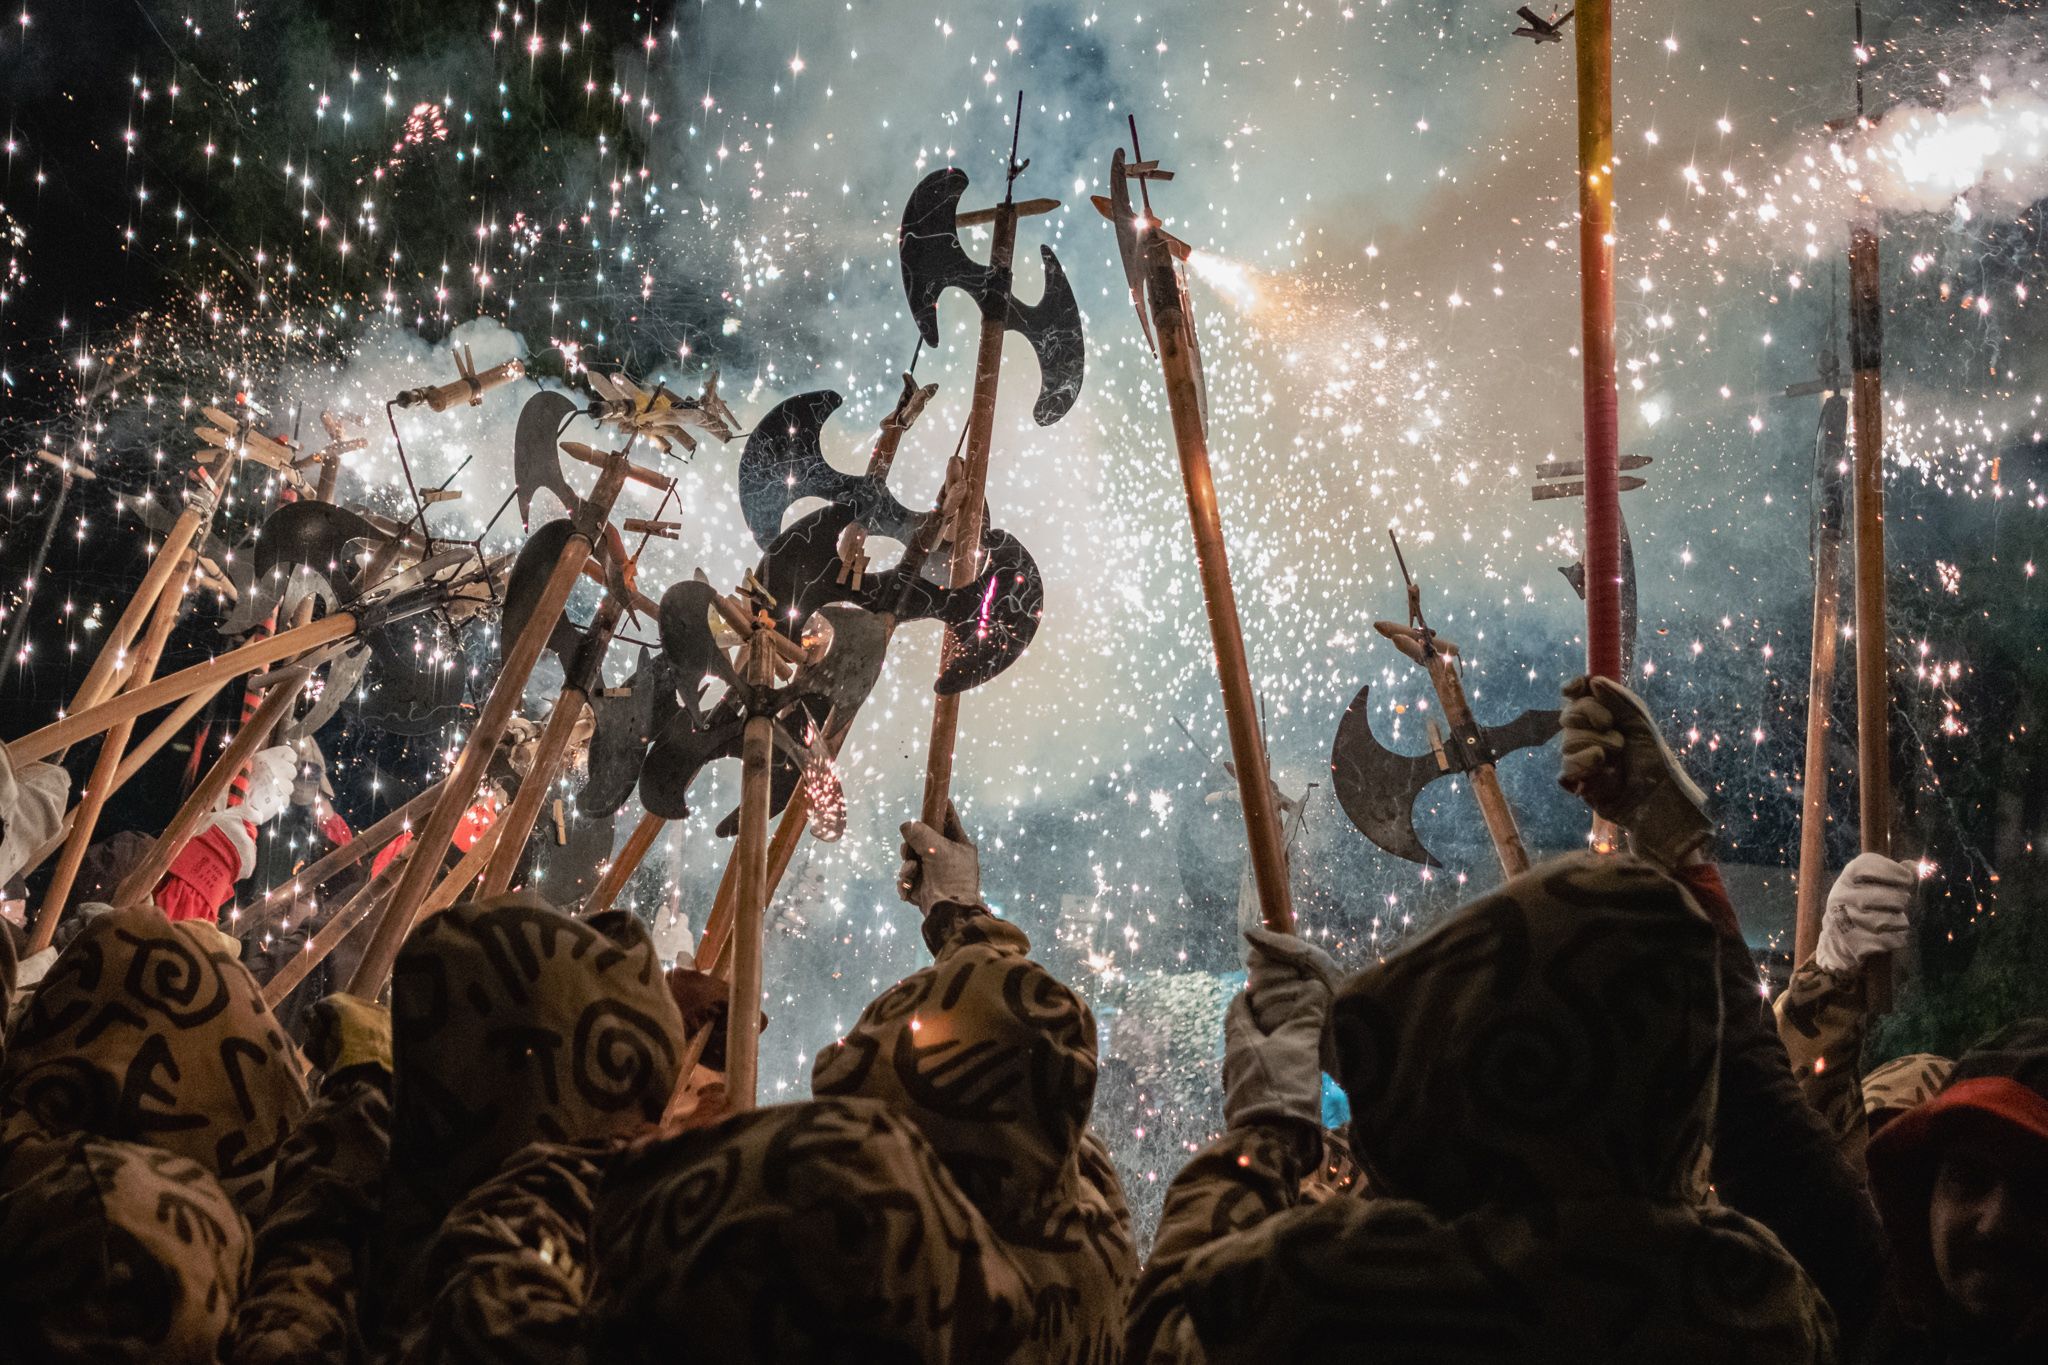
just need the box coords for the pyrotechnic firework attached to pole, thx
[1097,118,1295,935]
[1574,0,1623,682]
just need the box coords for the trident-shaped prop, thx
[1330,532,1559,876]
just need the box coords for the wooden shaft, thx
[478,587,628,897]
[583,809,665,919]
[31,539,208,948]
[416,811,509,921]
[727,711,774,1110]
[17,677,229,886]
[1575,0,1622,681]
[1849,220,1894,1008]
[1425,656,1532,877]
[109,669,310,907]
[920,203,1019,828]
[260,848,413,1010]
[8,613,357,768]
[63,501,209,721]
[1796,526,1845,964]
[343,457,631,997]
[477,693,588,896]
[698,830,746,973]
[1149,265,1296,934]
[243,778,448,933]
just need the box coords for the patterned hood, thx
[0,1133,251,1363]
[1332,852,1722,1215]
[810,911,1100,1234]
[0,903,308,1208]
[386,894,685,1215]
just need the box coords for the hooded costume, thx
[228,894,684,1364]
[1863,1018,2048,1364]
[0,904,306,1363]
[1128,853,1837,1364]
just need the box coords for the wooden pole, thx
[342,454,636,998]
[1849,220,1894,1007]
[31,537,210,947]
[476,693,585,897]
[1795,395,1849,964]
[1575,0,1623,681]
[108,669,311,907]
[477,587,629,897]
[582,809,664,919]
[242,778,448,934]
[919,202,1019,828]
[1142,247,1296,935]
[61,496,212,721]
[17,678,231,883]
[260,847,413,1010]
[1424,653,1532,878]
[727,642,775,1109]
[7,613,356,768]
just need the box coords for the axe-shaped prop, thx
[905,95,1085,829]
[342,395,674,998]
[1330,532,1558,876]
[473,505,664,898]
[1096,119,1294,933]
[631,572,852,1109]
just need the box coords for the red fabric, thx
[453,799,497,853]
[153,822,251,924]
[372,831,413,880]
[319,811,354,847]
[1866,1077,2048,1316]
[1671,860,1743,943]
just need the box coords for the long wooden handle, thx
[477,692,587,897]
[1849,221,1894,1012]
[582,810,665,920]
[919,203,1019,828]
[1426,656,1532,878]
[343,457,634,997]
[32,537,211,948]
[260,847,414,1009]
[109,668,311,907]
[1149,258,1296,935]
[1795,529,1845,965]
[63,503,208,722]
[7,613,356,768]
[727,712,774,1109]
[242,778,449,934]
[17,678,230,887]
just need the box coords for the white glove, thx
[1223,927,1342,1132]
[236,746,300,827]
[896,802,982,914]
[1814,852,1915,976]
[1559,675,1713,868]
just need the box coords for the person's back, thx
[1128,851,1835,1364]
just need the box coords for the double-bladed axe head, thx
[500,519,595,673]
[514,389,586,528]
[1330,682,1561,869]
[635,580,843,831]
[752,501,1042,694]
[581,646,684,819]
[738,390,920,549]
[898,168,1085,427]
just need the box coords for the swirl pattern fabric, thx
[1129,853,1836,1365]
[0,1134,252,1363]
[0,903,309,1209]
